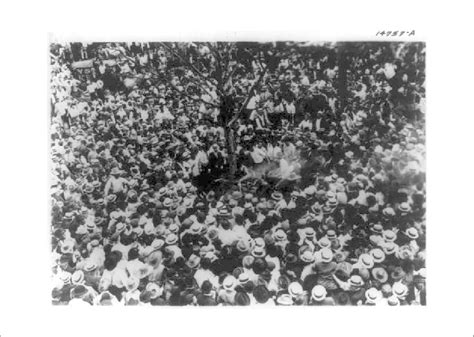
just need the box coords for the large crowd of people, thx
[50,41,426,306]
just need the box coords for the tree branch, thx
[149,67,220,109]
[227,66,268,128]
[158,42,218,92]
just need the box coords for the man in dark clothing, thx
[196,280,217,306]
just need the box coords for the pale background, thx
[0,1,473,336]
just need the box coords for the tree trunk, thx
[337,43,348,111]
[224,126,238,180]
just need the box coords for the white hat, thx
[382,241,399,255]
[165,233,178,245]
[288,282,303,297]
[398,202,411,213]
[318,237,331,249]
[311,285,327,302]
[405,227,419,240]
[365,287,382,304]
[238,273,250,284]
[274,229,287,241]
[320,248,334,263]
[276,294,294,305]
[382,230,397,242]
[392,282,408,299]
[71,270,85,285]
[190,223,202,235]
[387,295,400,306]
[146,283,164,299]
[251,246,266,258]
[151,238,165,250]
[358,254,374,269]
[300,250,315,263]
[223,276,237,290]
[370,248,386,263]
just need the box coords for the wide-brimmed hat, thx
[238,272,250,284]
[217,208,232,218]
[405,227,419,240]
[371,267,388,283]
[387,295,400,306]
[276,294,294,305]
[251,246,266,258]
[84,261,98,272]
[110,167,123,175]
[165,233,178,245]
[382,242,398,255]
[271,192,283,201]
[382,230,397,242]
[348,275,364,288]
[322,205,334,215]
[163,198,173,208]
[274,229,287,241]
[300,250,315,263]
[365,287,382,304]
[231,191,243,200]
[254,237,265,248]
[71,270,85,285]
[151,239,165,250]
[371,223,384,234]
[382,207,395,216]
[223,275,237,290]
[288,282,304,297]
[311,285,327,302]
[327,198,338,208]
[358,254,375,269]
[115,222,126,233]
[398,202,411,213]
[168,223,179,234]
[326,229,337,240]
[158,187,167,197]
[304,227,316,239]
[392,282,408,298]
[318,237,331,249]
[189,223,202,235]
[370,248,386,263]
[320,248,334,263]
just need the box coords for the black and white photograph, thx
[3,1,474,337]
[49,40,426,306]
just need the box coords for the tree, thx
[156,42,269,180]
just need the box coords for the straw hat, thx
[365,287,382,304]
[311,285,327,302]
[405,227,419,240]
[370,248,386,263]
[392,282,408,299]
[358,253,374,269]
